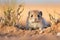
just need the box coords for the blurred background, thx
[0,0,60,26]
[0,0,60,5]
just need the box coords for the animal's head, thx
[28,10,43,23]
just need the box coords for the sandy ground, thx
[0,5,60,40]
[0,34,60,40]
[0,23,60,40]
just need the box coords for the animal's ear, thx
[28,11,30,16]
[39,11,42,16]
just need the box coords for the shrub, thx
[0,4,24,27]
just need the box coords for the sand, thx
[0,5,60,40]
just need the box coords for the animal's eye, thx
[31,15,33,17]
[38,15,40,17]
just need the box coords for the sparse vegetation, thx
[0,5,60,40]
[49,12,60,25]
[0,4,24,28]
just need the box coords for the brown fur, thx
[26,10,50,30]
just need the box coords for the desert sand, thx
[0,4,60,40]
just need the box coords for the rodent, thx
[26,10,50,30]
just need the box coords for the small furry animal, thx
[26,10,50,30]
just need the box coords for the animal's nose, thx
[35,18,36,21]
[35,18,38,21]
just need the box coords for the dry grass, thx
[0,5,60,40]
[0,4,24,28]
